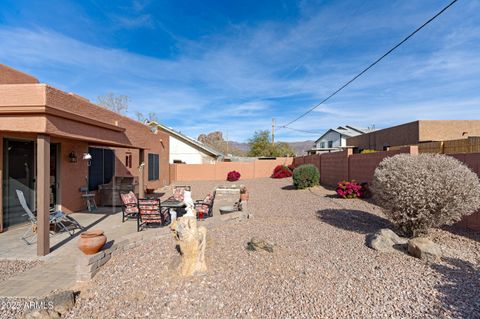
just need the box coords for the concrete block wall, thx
[320,150,351,187]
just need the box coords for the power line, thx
[281,126,326,135]
[280,0,459,129]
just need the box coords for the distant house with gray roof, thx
[147,121,223,164]
[307,125,371,155]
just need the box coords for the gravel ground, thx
[66,178,480,319]
[0,260,43,284]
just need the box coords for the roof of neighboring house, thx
[148,121,223,157]
[314,125,371,143]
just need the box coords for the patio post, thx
[37,134,50,256]
[139,149,145,198]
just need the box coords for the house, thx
[148,122,223,164]
[307,125,369,154]
[0,64,170,255]
[346,120,480,151]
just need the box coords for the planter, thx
[78,229,107,255]
[240,193,249,202]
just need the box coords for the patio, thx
[0,206,174,300]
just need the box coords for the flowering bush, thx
[272,165,293,178]
[227,170,241,181]
[336,180,363,198]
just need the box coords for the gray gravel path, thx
[65,178,480,319]
[0,260,42,284]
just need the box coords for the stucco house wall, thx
[315,131,343,149]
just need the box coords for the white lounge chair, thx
[16,189,83,245]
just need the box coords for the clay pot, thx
[240,192,249,202]
[78,229,107,255]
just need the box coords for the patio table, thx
[161,199,186,221]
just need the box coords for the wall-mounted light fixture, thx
[83,153,92,166]
[69,151,77,163]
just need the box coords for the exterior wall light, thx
[69,151,77,163]
[83,153,92,166]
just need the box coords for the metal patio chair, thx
[16,189,83,244]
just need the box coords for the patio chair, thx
[194,193,214,219]
[170,185,191,202]
[16,190,83,244]
[137,198,164,231]
[120,191,139,222]
[80,187,97,212]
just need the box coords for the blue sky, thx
[0,0,479,142]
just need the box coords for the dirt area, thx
[66,178,480,319]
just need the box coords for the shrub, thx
[227,170,241,181]
[360,149,377,154]
[292,164,320,189]
[272,165,293,178]
[372,153,480,237]
[336,180,363,198]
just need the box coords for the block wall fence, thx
[293,146,480,232]
[169,157,294,182]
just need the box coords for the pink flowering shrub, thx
[336,180,363,199]
[227,170,241,181]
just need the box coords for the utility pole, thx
[272,118,275,146]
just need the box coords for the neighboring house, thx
[308,126,369,154]
[346,120,480,151]
[148,122,223,164]
[0,64,169,255]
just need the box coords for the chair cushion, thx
[173,188,185,201]
[121,191,137,205]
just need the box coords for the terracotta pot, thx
[240,193,249,201]
[78,229,107,255]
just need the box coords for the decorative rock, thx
[170,216,207,276]
[407,237,442,262]
[247,237,274,253]
[366,228,407,252]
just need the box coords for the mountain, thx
[197,131,314,156]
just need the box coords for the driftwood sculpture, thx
[170,216,207,276]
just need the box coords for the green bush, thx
[293,164,320,189]
[360,149,377,154]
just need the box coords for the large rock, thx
[407,237,442,262]
[247,237,274,253]
[170,217,207,276]
[366,228,407,252]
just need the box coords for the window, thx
[320,142,325,148]
[88,148,115,190]
[328,141,333,148]
[148,153,160,181]
[125,152,132,168]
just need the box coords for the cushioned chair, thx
[120,191,139,222]
[194,193,214,219]
[137,198,163,231]
[170,185,191,202]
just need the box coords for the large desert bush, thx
[372,153,480,237]
[293,164,320,189]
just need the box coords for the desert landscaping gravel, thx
[66,178,480,319]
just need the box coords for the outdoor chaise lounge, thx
[17,189,83,244]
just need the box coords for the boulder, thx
[247,237,274,253]
[407,237,442,262]
[366,228,407,252]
